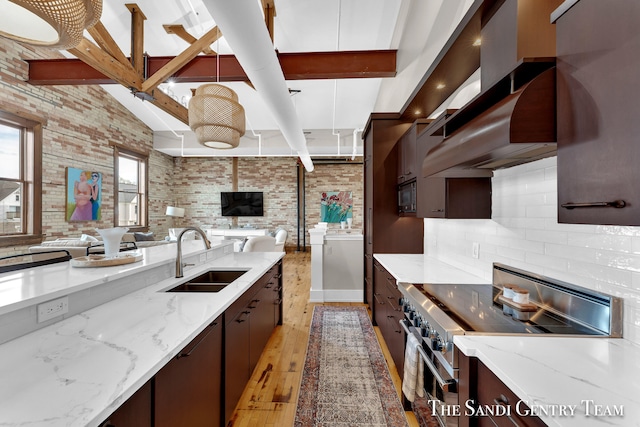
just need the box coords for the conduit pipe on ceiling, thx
[201,0,314,172]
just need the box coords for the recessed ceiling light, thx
[473,37,482,46]
[436,83,446,90]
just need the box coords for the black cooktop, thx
[412,283,605,336]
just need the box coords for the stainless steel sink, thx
[166,269,249,292]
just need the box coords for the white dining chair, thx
[242,235,277,252]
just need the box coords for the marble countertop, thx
[0,248,283,427]
[373,253,489,284]
[0,240,216,316]
[455,336,640,427]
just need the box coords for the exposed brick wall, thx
[305,162,364,233]
[0,39,161,257]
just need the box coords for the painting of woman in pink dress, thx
[66,168,100,221]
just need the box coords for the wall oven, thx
[397,263,623,427]
[398,180,416,214]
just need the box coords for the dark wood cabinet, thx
[416,116,492,219]
[225,307,251,424]
[556,0,640,226]
[480,0,561,90]
[224,260,283,425]
[397,119,432,185]
[373,260,404,374]
[364,114,423,317]
[458,351,545,427]
[475,360,546,427]
[155,318,223,427]
[419,177,492,219]
[100,380,152,427]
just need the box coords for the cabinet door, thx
[225,310,251,425]
[419,177,447,218]
[384,279,404,374]
[476,361,546,427]
[101,380,152,427]
[557,0,640,225]
[155,318,222,427]
[418,178,491,219]
[372,261,389,327]
[249,285,274,371]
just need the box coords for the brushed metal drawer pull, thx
[493,396,522,426]
[178,321,218,358]
[561,200,626,209]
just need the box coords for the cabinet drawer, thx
[477,361,546,427]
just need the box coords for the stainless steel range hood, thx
[422,66,557,178]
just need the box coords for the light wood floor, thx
[228,251,418,427]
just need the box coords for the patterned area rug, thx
[294,306,408,427]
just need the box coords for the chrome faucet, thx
[175,226,211,278]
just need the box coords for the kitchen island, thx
[0,241,284,426]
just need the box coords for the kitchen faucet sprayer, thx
[175,227,211,278]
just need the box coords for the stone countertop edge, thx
[455,334,640,426]
[373,253,489,285]
[0,249,284,427]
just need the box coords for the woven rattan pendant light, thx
[188,83,246,149]
[0,0,102,49]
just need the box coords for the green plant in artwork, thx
[320,191,353,223]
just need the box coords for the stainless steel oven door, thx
[401,319,459,427]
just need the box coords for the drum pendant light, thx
[0,0,102,49]
[188,83,246,149]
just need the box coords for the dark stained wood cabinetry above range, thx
[480,0,562,90]
[416,113,492,219]
[556,0,640,226]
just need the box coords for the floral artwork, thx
[320,191,353,223]
[66,167,101,221]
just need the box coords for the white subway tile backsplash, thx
[525,203,556,219]
[545,242,597,262]
[425,156,640,346]
[595,251,640,273]
[567,233,632,253]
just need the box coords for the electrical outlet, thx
[37,296,69,323]
[472,242,480,259]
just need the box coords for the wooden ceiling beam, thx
[67,38,142,90]
[87,21,131,67]
[149,89,189,124]
[27,50,397,85]
[163,24,216,55]
[262,0,276,41]
[125,3,147,78]
[141,26,222,93]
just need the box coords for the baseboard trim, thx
[309,289,363,303]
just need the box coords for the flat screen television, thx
[221,191,264,217]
